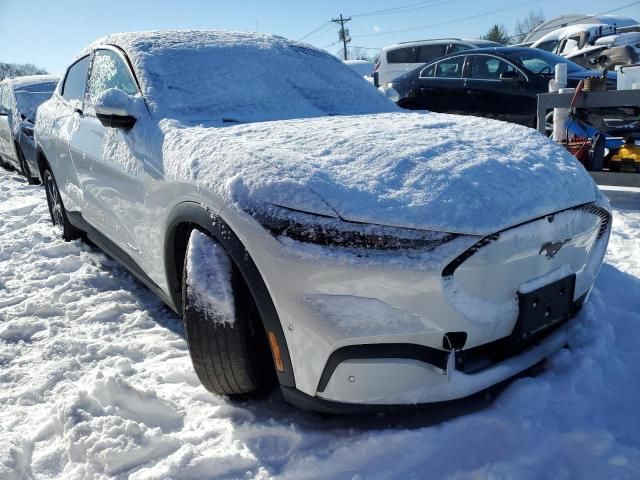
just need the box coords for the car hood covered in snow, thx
[160,111,596,236]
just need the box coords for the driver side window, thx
[86,49,138,109]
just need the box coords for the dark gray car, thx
[0,75,59,183]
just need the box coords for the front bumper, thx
[282,318,574,413]
[221,199,610,408]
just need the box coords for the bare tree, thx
[0,62,48,80]
[346,47,378,62]
[513,10,545,44]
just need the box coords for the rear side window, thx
[86,49,138,105]
[387,47,417,63]
[62,56,90,102]
[447,44,471,54]
[417,45,445,63]
[435,57,465,78]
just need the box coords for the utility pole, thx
[331,14,352,60]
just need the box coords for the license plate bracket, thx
[515,274,576,340]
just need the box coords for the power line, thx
[298,21,333,42]
[351,0,542,38]
[351,0,450,18]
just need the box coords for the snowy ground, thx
[0,167,639,480]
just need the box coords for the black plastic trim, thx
[164,202,296,388]
[316,343,450,393]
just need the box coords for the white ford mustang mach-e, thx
[35,30,610,412]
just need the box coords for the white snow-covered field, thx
[0,167,639,480]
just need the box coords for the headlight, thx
[252,205,457,251]
[378,84,400,103]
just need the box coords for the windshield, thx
[14,81,58,121]
[503,49,586,74]
[137,35,397,123]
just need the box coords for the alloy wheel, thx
[45,172,64,228]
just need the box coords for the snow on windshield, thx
[14,81,57,120]
[92,30,397,122]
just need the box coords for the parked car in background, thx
[532,23,640,70]
[0,75,59,183]
[374,38,501,86]
[36,31,610,412]
[388,47,615,127]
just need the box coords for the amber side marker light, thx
[268,331,285,373]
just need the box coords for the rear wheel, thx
[182,229,274,396]
[43,168,82,241]
[17,146,38,185]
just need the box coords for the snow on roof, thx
[6,75,59,89]
[88,30,393,122]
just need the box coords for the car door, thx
[70,47,147,262]
[0,83,19,165]
[414,55,468,113]
[464,54,533,125]
[0,83,10,159]
[44,55,91,212]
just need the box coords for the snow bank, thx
[1,169,639,479]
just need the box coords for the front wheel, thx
[182,229,274,396]
[43,168,82,241]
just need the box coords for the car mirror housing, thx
[94,88,138,129]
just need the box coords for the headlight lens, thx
[252,205,457,251]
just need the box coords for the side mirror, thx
[499,71,522,82]
[0,106,8,117]
[94,88,137,129]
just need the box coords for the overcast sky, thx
[1,0,638,73]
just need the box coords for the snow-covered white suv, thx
[35,30,611,412]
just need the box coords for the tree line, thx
[0,62,48,80]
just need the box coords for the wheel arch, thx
[35,145,50,179]
[164,202,296,388]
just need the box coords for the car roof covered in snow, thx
[84,30,395,122]
[4,75,59,90]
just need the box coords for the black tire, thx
[43,168,82,241]
[16,146,39,185]
[182,229,274,396]
[0,154,13,171]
